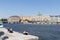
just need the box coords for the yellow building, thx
[20,16,31,23]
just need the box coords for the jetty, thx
[0,28,39,40]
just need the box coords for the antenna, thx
[37,11,42,16]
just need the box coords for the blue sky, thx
[0,0,60,18]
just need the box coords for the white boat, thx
[0,21,3,27]
[0,28,39,40]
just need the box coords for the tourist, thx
[10,28,13,33]
[23,31,29,35]
[7,28,13,33]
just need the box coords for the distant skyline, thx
[0,0,60,18]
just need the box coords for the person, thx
[7,28,13,33]
[7,28,9,32]
[10,28,13,33]
[23,31,29,35]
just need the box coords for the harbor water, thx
[3,23,60,40]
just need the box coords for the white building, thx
[57,16,60,24]
[30,16,51,21]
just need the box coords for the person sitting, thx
[10,28,13,33]
[23,31,29,35]
[7,28,13,33]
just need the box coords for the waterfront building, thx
[8,15,60,24]
[20,16,31,23]
[8,16,20,23]
[20,15,51,24]
[50,16,58,24]
[57,16,60,24]
[29,16,51,24]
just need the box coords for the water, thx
[3,23,60,40]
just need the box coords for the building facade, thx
[20,15,51,24]
[20,16,31,23]
[57,16,60,24]
[8,15,60,24]
[8,16,20,23]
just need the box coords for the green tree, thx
[0,18,7,22]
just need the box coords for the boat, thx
[0,21,3,27]
[0,28,39,40]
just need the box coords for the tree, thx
[0,18,7,22]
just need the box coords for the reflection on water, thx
[3,23,60,40]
